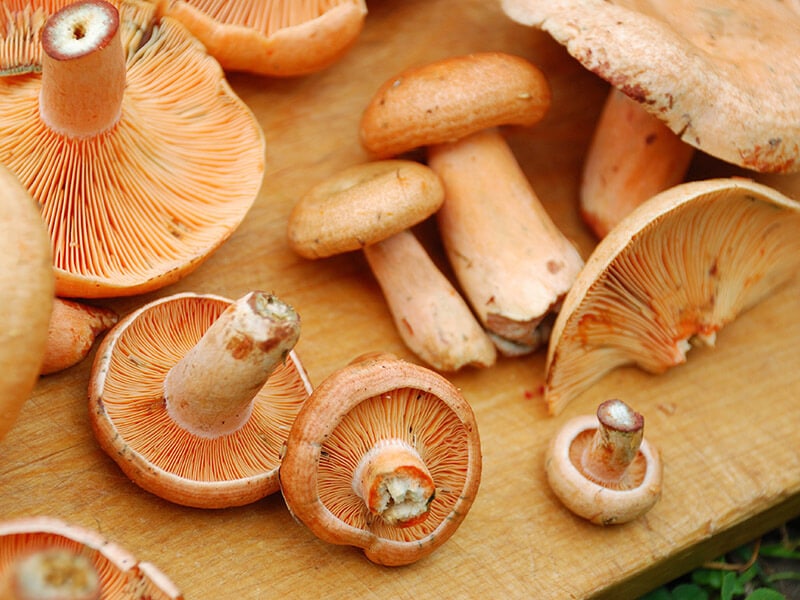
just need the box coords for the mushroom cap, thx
[544,178,800,415]
[0,163,54,442]
[0,0,265,297]
[502,0,800,173]
[279,353,482,566]
[161,0,367,77]
[359,51,551,158]
[287,159,445,259]
[0,516,182,599]
[88,292,313,509]
[545,414,662,525]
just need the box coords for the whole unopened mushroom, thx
[0,163,54,443]
[0,516,182,599]
[89,291,313,509]
[0,0,265,298]
[360,52,584,352]
[546,399,662,525]
[279,352,482,566]
[544,178,800,415]
[160,0,368,77]
[288,159,496,372]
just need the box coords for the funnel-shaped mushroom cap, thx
[545,178,800,415]
[89,292,313,509]
[0,0,265,298]
[279,353,482,566]
[0,516,182,599]
[161,0,367,77]
[502,0,800,173]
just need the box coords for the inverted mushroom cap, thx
[0,516,182,599]
[279,353,482,566]
[545,178,800,415]
[89,292,313,509]
[359,51,551,158]
[502,0,800,173]
[0,0,265,297]
[161,0,367,77]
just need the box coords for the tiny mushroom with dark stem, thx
[0,516,182,599]
[288,159,496,372]
[502,0,800,236]
[89,291,313,509]
[546,399,662,525]
[360,52,585,354]
[544,178,800,415]
[279,352,482,566]
[0,0,265,298]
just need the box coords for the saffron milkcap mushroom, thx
[89,291,313,509]
[0,163,54,443]
[546,399,662,525]
[288,159,497,372]
[161,0,368,77]
[359,52,584,351]
[0,0,265,298]
[544,178,800,415]
[279,352,482,566]
[0,516,182,599]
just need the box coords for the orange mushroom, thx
[0,0,265,298]
[0,516,182,599]
[160,0,368,77]
[89,291,313,509]
[279,352,482,566]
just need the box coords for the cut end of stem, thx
[7,549,101,600]
[42,0,119,61]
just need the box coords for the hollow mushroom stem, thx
[352,439,436,528]
[0,549,101,600]
[164,292,300,438]
[39,0,125,139]
[580,399,644,486]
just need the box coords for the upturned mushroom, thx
[546,399,662,525]
[0,0,265,298]
[544,178,800,415]
[160,0,368,77]
[359,52,584,352]
[279,352,482,566]
[0,516,182,599]
[89,291,313,509]
[288,159,496,372]
[0,163,54,443]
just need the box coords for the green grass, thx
[640,518,800,600]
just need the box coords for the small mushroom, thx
[0,163,54,443]
[279,352,482,566]
[544,178,800,415]
[359,52,584,351]
[546,399,662,525]
[288,159,496,372]
[0,516,182,599]
[0,0,265,297]
[89,291,313,509]
[160,0,368,76]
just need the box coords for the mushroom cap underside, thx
[279,354,482,566]
[89,293,313,509]
[0,0,265,298]
[501,0,800,173]
[544,178,800,415]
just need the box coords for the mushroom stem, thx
[580,88,695,239]
[352,439,436,528]
[580,399,644,485]
[164,292,301,438]
[39,0,125,139]
[0,549,101,600]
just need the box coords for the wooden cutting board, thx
[1,1,798,598]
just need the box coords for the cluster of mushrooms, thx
[2,0,800,595]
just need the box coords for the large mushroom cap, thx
[545,178,800,415]
[502,0,800,173]
[0,0,265,297]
